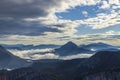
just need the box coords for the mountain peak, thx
[66,41,77,46]
[55,41,80,56]
[62,41,78,48]
[67,41,74,44]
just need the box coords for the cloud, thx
[0,0,64,36]
[0,0,120,45]
[99,0,120,9]
[109,0,119,5]
[0,20,61,36]
[105,30,120,35]
[31,53,59,60]
[0,0,93,37]
[1,11,119,37]
[8,49,93,60]
[99,1,110,9]
[82,11,88,17]
[60,54,93,60]
[76,34,120,41]
[24,53,93,60]
[9,48,54,59]
[0,0,101,19]
[83,13,120,29]
[0,0,60,18]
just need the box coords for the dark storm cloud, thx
[0,0,61,18]
[0,20,61,36]
[0,0,63,36]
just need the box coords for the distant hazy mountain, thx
[100,47,120,51]
[55,41,93,56]
[1,44,25,50]
[80,42,117,51]
[2,42,119,52]
[1,44,60,50]
[0,45,30,69]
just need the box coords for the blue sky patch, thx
[56,4,112,20]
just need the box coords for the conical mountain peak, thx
[62,41,78,49]
[67,41,76,45]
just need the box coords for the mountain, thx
[100,47,120,51]
[34,44,60,49]
[24,58,86,80]
[31,58,85,70]
[0,58,86,80]
[0,45,30,69]
[85,50,120,69]
[77,50,120,75]
[1,50,120,80]
[75,50,120,80]
[80,42,116,51]
[1,44,60,50]
[55,41,92,56]
[1,44,26,50]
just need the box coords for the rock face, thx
[0,45,30,69]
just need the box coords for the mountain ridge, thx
[0,45,30,69]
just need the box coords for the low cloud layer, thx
[9,48,54,59]
[8,49,93,60]
[60,54,93,60]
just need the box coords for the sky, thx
[0,0,120,45]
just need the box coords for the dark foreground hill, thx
[75,51,120,79]
[1,51,120,80]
